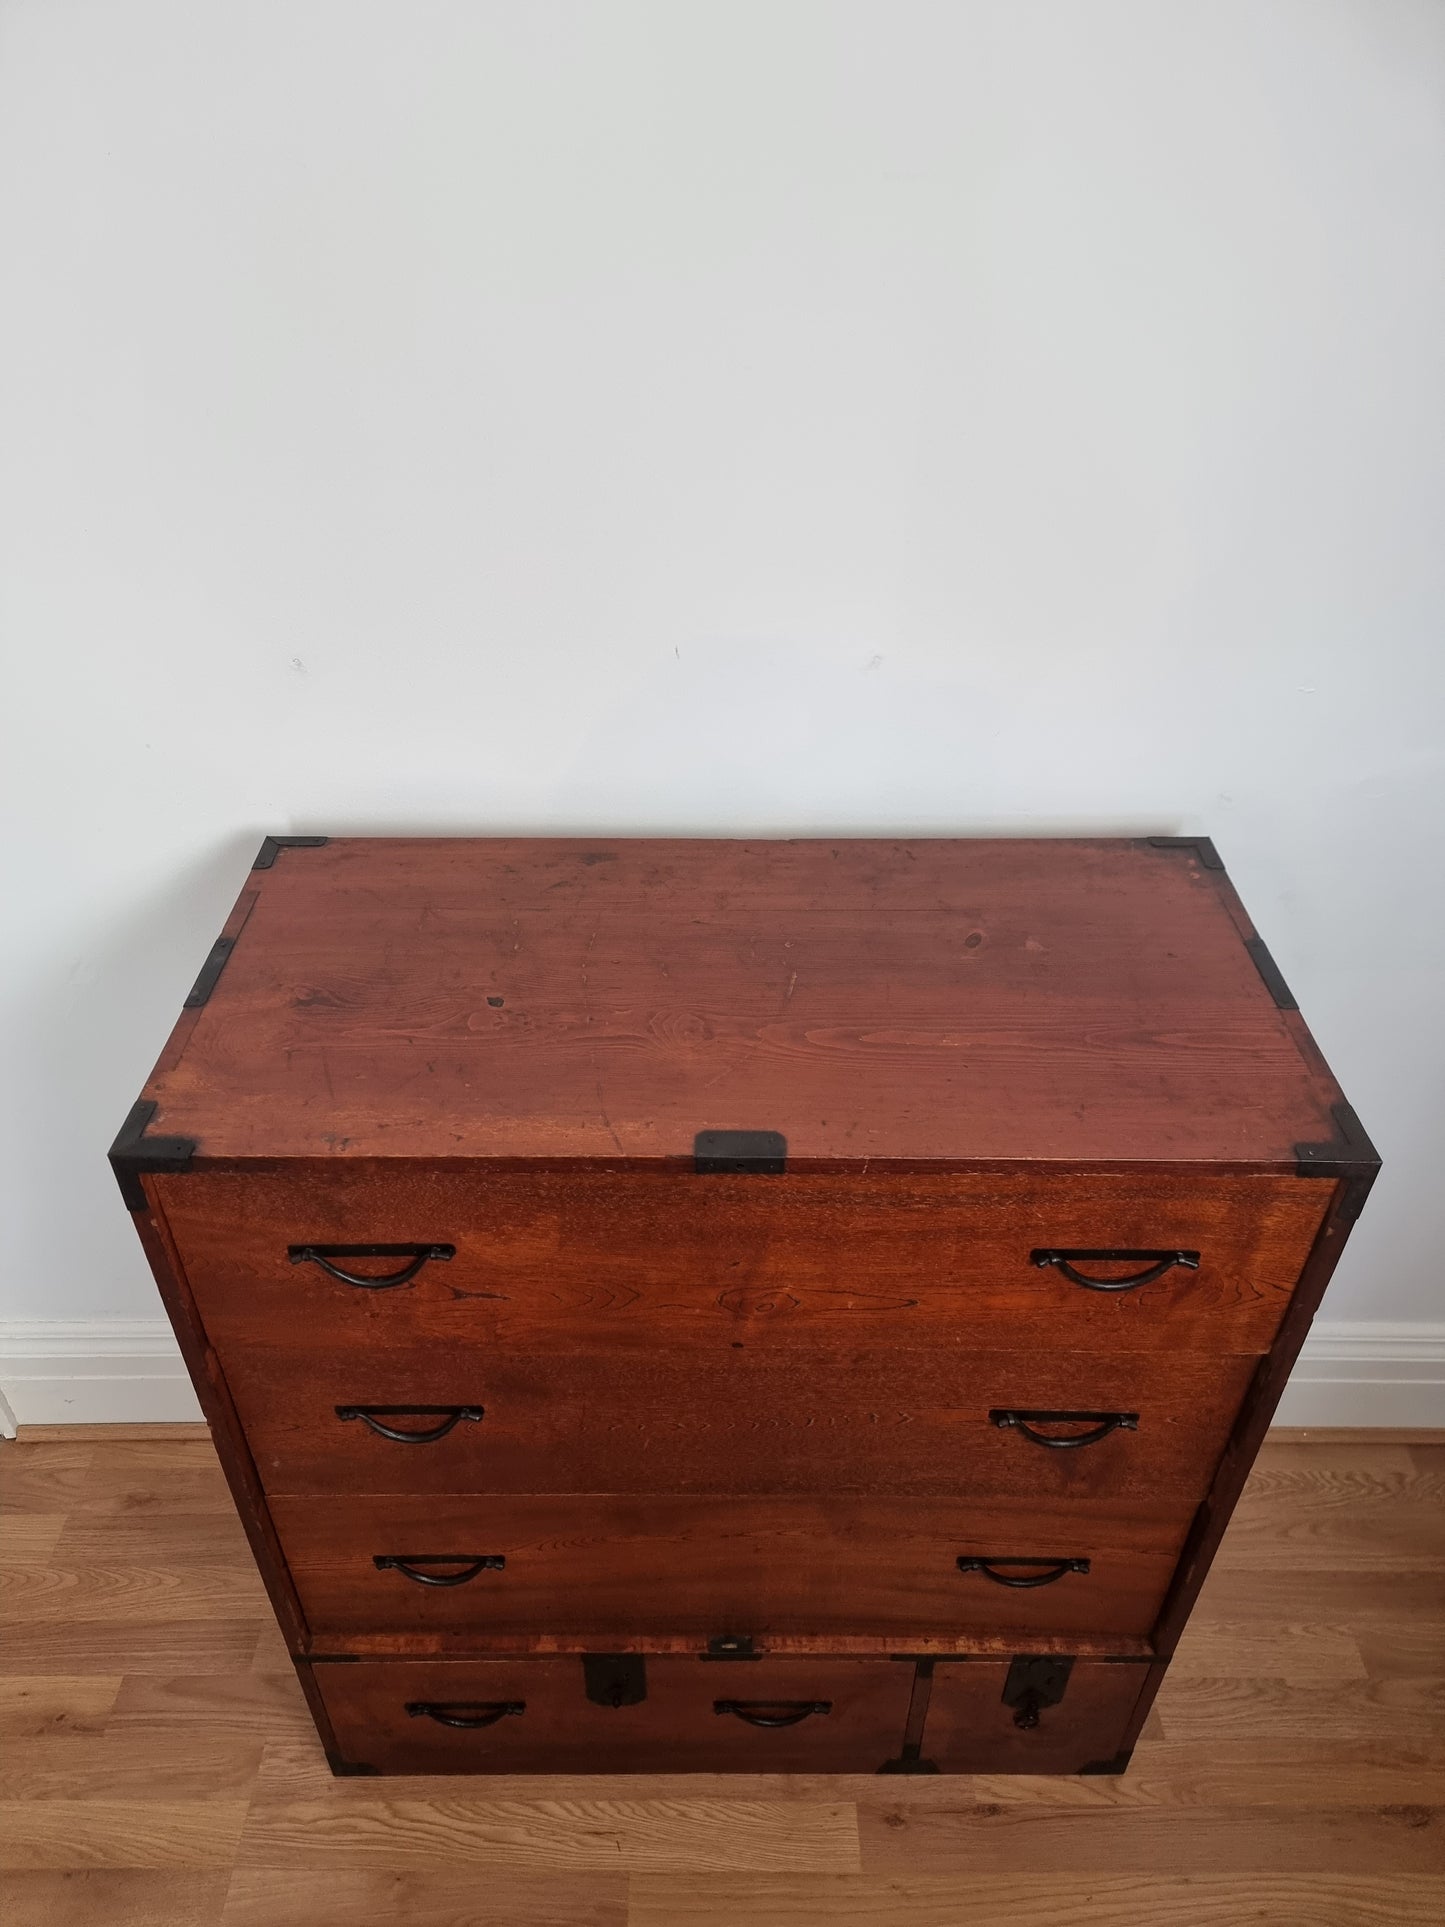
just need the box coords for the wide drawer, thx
[272,1492,1189,1643]
[310,1653,916,1773]
[158,1166,1327,1353]
[232,1344,1256,1501]
[916,1655,1150,1773]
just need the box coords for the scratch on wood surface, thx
[594,1075,625,1156]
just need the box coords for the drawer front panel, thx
[231,1345,1255,1501]
[273,1493,1188,1643]
[919,1657,1149,1773]
[312,1654,915,1774]
[159,1167,1327,1354]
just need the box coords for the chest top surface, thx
[134,835,1349,1169]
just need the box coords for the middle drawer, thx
[230,1345,1255,1502]
[271,1491,1190,1643]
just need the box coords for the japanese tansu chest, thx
[112,835,1376,1774]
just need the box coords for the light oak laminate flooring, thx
[0,1436,1442,1925]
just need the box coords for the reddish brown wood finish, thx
[113,835,1378,1775]
[314,1628,1154,1659]
[917,1656,1150,1773]
[1151,1172,1379,1656]
[156,1167,1327,1356]
[231,1343,1257,1501]
[309,1654,916,1774]
[128,1184,309,1653]
[1114,1165,1381,1757]
[269,1491,1189,1643]
[136,838,1344,1167]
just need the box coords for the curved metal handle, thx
[405,1700,524,1729]
[372,1554,505,1587]
[1031,1248,1199,1291]
[990,1409,1138,1450]
[956,1556,1091,1589]
[713,1700,832,1728]
[289,1244,455,1289]
[337,1406,484,1443]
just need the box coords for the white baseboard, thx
[1272,1320,1445,1428]
[0,1319,203,1434]
[1,1316,1443,1437]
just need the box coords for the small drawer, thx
[158,1166,1327,1355]
[272,1492,1191,1644]
[917,1655,1151,1773]
[310,1653,916,1774]
[231,1344,1256,1502]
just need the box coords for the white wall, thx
[2,2,1443,1422]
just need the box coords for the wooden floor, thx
[1,1436,1442,1925]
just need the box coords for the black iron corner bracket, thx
[1141,840,1376,1194]
[253,834,329,870]
[694,1130,787,1174]
[1147,837,1304,1012]
[1145,834,1225,871]
[1295,1101,1381,1185]
[183,935,236,1009]
[109,1098,197,1212]
[1244,935,1298,1011]
[1148,838,1311,1012]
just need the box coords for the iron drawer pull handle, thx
[1031,1248,1199,1291]
[336,1406,484,1443]
[288,1244,455,1289]
[990,1409,1139,1449]
[956,1557,1090,1588]
[405,1700,524,1729]
[714,1700,832,1728]
[373,1554,505,1586]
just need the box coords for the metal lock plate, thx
[582,1654,647,1708]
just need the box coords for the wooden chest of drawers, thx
[111,835,1377,1775]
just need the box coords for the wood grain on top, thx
[139,837,1341,1166]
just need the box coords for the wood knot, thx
[1383,1805,1434,1830]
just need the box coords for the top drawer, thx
[155,1166,1328,1355]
